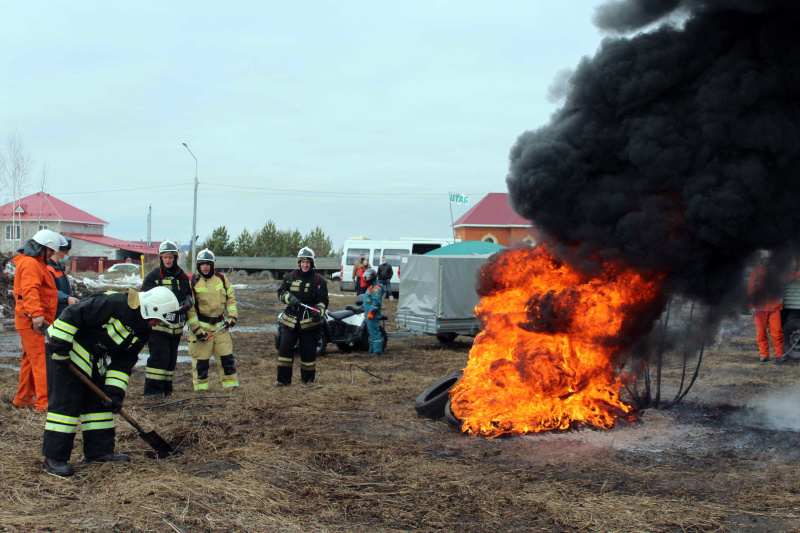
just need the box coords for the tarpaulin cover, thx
[398,254,488,318]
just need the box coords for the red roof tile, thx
[65,233,160,255]
[0,192,107,225]
[452,193,532,228]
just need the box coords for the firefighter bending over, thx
[42,287,180,477]
[276,247,328,386]
[186,249,239,391]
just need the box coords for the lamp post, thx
[182,143,198,273]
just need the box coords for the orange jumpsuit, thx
[747,266,800,360]
[13,253,58,411]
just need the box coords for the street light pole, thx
[182,143,198,273]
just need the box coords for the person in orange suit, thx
[747,252,800,363]
[12,229,65,412]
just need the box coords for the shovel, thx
[32,316,174,457]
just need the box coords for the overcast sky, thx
[1,1,605,253]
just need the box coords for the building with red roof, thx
[0,192,159,262]
[452,193,538,246]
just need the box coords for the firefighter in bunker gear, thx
[276,247,329,385]
[13,229,65,412]
[363,268,385,354]
[42,287,180,476]
[141,240,193,398]
[187,249,240,391]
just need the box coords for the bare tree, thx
[0,131,34,245]
[36,160,48,231]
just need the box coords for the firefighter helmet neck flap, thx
[158,240,180,272]
[196,248,216,278]
[297,246,315,268]
[32,229,67,253]
[140,286,181,325]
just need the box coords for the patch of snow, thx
[82,274,142,289]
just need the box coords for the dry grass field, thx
[1,275,800,532]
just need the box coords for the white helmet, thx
[139,286,181,325]
[32,229,67,252]
[197,248,216,263]
[159,240,179,256]
[297,246,315,267]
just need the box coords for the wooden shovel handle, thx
[67,363,147,434]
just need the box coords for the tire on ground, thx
[234,270,249,277]
[414,370,463,420]
[444,398,463,430]
[258,270,273,278]
[436,332,457,344]
[783,317,800,360]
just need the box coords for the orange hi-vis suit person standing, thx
[12,229,66,411]
[747,253,800,363]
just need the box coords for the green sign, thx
[449,193,469,205]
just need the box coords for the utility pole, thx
[182,143,198,273]
[147,205,152,247]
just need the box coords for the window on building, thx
[5,224,20,241]
[482,233,498,244]
[38,224,48,230]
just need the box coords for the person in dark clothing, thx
[46,237,79,319]
[140,240,193,398]
[377,256,394,300]
[276,247,329,386]
[43,286,180,477]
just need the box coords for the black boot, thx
[84,453,130,463]
[44,457,74,477]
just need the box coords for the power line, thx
[52,181,490,199]
[53,183,192,195]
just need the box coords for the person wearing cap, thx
[12,229,65,412]
[46,237,79,319]
[42,286,180,476]
[140,240,193,398]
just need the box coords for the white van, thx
[340,237,452,293]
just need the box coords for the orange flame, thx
[450,245,665,438]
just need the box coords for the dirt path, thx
[1,277,799,532]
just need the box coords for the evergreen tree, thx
[233,228,254,256]
[303,226,334,257]
[253,220,279,256]
[201,226,233,256]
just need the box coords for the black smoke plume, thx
[507,0,800,307]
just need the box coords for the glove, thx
[367,310,375,320]
[102,398,123,414]
[194,329,207,341]
[226,317,237,328]
[49,349,72,367]
[317,306,326,318]
[287,294,300,307]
